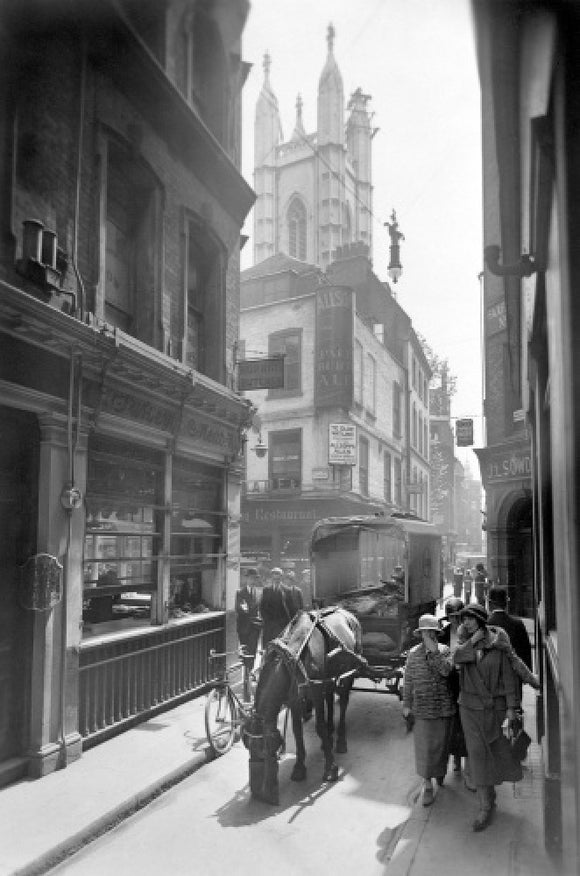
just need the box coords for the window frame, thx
[268,328,302,397]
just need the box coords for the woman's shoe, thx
[436,776,445,787]
[453,756,462,772]
[422,784,434,806]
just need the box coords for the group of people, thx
[235,566,308,663]
[453,562,489,606]
[402,585,538,832]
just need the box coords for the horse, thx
[244,607,367,805]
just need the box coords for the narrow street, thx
[51,685,424,876]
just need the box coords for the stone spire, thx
[291,94,306,141]
[317,23,344,146]
[254,51,283,166]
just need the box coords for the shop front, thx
[0,286,251,781]
[475,437,533,616]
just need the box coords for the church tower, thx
[253,52,282,264]
[252,26,374,269]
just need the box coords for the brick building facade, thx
[0,0,254,785]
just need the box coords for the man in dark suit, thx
[284,570,304,618]
[487,586,532,669]
[235,567,261,663]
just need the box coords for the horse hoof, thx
[290,764,307,782]
[323,765,339,782]
[335,739,347,754]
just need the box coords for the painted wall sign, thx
[314,286,354,408]
[486,453,531,482]
[238,357,285,390]
[328,423,357,465]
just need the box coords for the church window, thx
[287,198,307,260]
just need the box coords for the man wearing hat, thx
[235,567,262,666]
[402,614,455,807]
[454,604,520,831]
[260,567,292,648]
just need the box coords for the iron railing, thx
[79,614,224,745]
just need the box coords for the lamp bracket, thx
[484,245,536,278]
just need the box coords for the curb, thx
[11,750,210,876]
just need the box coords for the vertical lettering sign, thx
[315,286,354,408]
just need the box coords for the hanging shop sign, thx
[238,357,285,391]
[328,423,357,465]
[455,418,474,446]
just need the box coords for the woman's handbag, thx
[511,727,532,762]
[490,731,523,783]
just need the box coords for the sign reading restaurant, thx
[328,423,357,465]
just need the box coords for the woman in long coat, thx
[454,604,520,831]
[402,614,455,806]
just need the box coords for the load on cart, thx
[310,513,443,697]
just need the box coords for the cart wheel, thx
[205,685,236,756]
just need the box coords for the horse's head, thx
[254,648,294,724]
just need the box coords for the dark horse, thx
[245,607,367,805]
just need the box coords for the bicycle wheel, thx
[205,685,236,756]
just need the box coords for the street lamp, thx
[253,433,268,459]
[385,209,404,284]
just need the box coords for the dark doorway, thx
[507,496,534,617]
[0,407,38,761]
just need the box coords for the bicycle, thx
[204,647,258,757]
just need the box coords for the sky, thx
[240,0,483,476]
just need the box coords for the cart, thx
[310,513,443,697]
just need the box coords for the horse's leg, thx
[335,677,353,754]
[289,699,307,781]
[313,682,338,782]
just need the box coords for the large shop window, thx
[83,437,163,636]
[169,458,223,618]
[269,430,301,490]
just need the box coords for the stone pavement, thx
[0,615,564,876]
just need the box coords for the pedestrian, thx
[487,586,532,669]
[260,567,292,648]
[439,598,470,779]
[235,567,261,666]
[473,562,488,606]
[463,568,473,604]
[284,570,304,617]
[402,614,455,807]
[453,566,464,599]
[454,604,521,831]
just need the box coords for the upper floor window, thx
[183,215,224,382]
[393,381,402,438]
[269,329,302,396]
[104,139,161,347]
[412,403,418,447]
[359,436,369,497]
[365,354,376,415]
[178,8,227,146]
[394,457,402,505]
[269,430,301,490]
[384,451,392,503]
[412,355,417,390]
[354,340,364,406]
[287,197,307,260]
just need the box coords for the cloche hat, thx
[460,604,488,625]
[445,597,464,617]
[413,613,441,636]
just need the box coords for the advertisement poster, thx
[314,286,354,408]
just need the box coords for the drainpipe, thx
[58,349,83,767]
[72,31,87,319]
